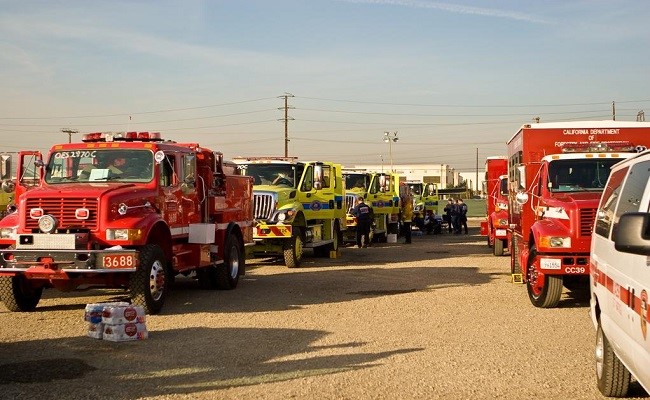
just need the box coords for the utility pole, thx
[61,128,78,143]
[475,148,479,196]
[612,101,616,121]
[278,93,294,157]
[637,110,645,122]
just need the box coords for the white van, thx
[590,150,650,397]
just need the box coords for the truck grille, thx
[345,194,356,213]
[253,193,276,220]
[580,208,596,237]
[25,198,99,231]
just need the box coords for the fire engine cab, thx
[234,157,346,268]
[508,120,650,308]
[480,156,510,256]
[0,132,253,314]
[343,170,401,243]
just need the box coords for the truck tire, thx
[526,246,563,308]
[374,216,388,243]
[487,224,493,248]
[596,322,630,396]
[197,234,242,290]
[284,230,303,268]
[129,244,168,314]
[0,276,43,312]
[494,238,504,256]
[329,220,341,252]
[511,235,520,275]
[315,220,342,257]
[214,233,242,290]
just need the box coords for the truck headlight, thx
[273,209,295,223]
[0,227,16,239]
[540,236,571,248]
[38,215,58,234]
[106,228,143,241]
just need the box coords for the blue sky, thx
[1,0,649,172]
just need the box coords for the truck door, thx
[301,164,333,220]
[16,151,42,201]
[158,151,200,227]
[374,174,393,211]
[592,165,639,372]
[610,161,650,374]
[179,153,200,224]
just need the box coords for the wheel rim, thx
[149,260,165,302]
[229,244,240,279]
[595,326,605,379]
[527,261,544,298]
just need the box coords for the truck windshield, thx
[344,173,369,190]
[243,164,299,188]
[408,183,423,196]
[548,158,622,193]
[44,149,154,184]
[499,177,508,196]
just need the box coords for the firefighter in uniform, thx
[400,185,414,244]
[351,196,373,248]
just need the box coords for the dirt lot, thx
[0,219,647,400]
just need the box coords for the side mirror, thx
[613,213,650,255]
[0,154,10,180]
[1,180,15,193]
[517,165,526,190]
[515,191,529,205]
[154,150,166,164]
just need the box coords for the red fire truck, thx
[480,156,509,256]
[507,121,650,308]
[0,132,253,314]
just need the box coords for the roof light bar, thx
[561,141,635,153]
[81,131,163,143]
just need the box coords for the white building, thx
[458,171,482,194]
[348,163,459,189]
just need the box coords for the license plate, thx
[103,254,136,269]
[540,258,561,270]
[495,229,507,237]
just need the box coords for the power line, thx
[295,107,611,117]
[0,97,277,120]
[297,96,650,108]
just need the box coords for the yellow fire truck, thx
[235,157,346,267]
[344,170,401,243]
[406,180,439,218]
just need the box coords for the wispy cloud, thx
[0,13,356,74]
[337,0,551,24]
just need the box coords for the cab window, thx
[320,165,331,189]
[594,167,628,238]
[611,160,650,239]
[182,154,196,183]
[160,154,175,187]
[301,165,313,191]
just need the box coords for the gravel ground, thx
[0,219,648,400]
